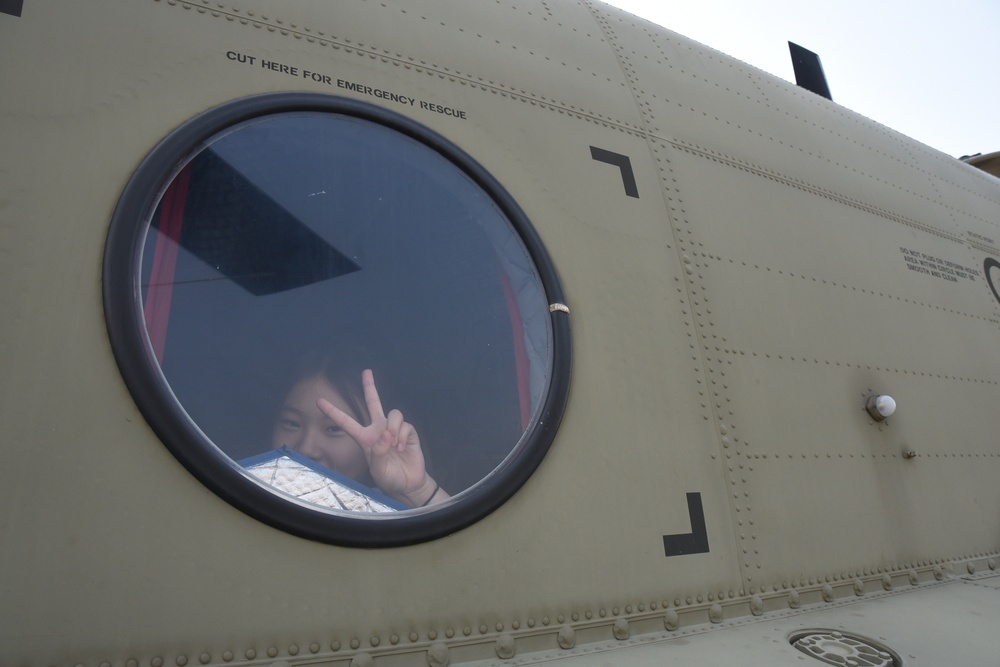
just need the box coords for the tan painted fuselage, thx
[2,1,998,665]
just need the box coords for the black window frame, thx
[103,93,571,547]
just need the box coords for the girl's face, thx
[271,374,369,482]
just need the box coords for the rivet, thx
[409,632,419,642]
[750,596,764,616]
[350,639,360,650]
[822,584,834,602]
[479,624,488,634]
[330,642,341,652]
[462,627,471,637]
[787,589,800,608]
[288,645,299,656]
[495,634,515,660]
[908,570,919,586]
[558,625,576,649]
[370,636,381,647]
[541,616,550,626]
[882,574,893,590]
[445,628,455,638]
[585,611,592,620]
[428,631,437,641]
[527,618,536,627]
[176,657,188,667]
[613,618,629,640]
[243,650,255,661]
[200,653,211,664]
[427,642,450,667]
[968,562,977,575]
[989,558,997,571]
[496,623,504,632]
[709,603,723,623]
[664,609,680,630]
[127,661,139,667]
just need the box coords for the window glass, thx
[109,100,567,543]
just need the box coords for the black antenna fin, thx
[789,42,832,100]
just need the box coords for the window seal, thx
[103,93,571,547]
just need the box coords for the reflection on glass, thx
[140,112,551,513]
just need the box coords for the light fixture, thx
[865,394,896,421]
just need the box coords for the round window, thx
[104,94,570,546]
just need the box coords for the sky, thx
[599,0,1000,159]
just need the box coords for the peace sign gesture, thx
[316,369,446,508]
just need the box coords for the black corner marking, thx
[590,146,639,198]
[663,492,710,557]
[985,258,1000,306]
[0,0,24,17]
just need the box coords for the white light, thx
[866,394,897,421]
[874,395,896,418]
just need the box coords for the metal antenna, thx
[789,42,832,100]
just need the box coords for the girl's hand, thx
[316,369,445,507]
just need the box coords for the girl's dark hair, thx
[282,347,374,426]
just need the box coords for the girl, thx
[271,353,448,508]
